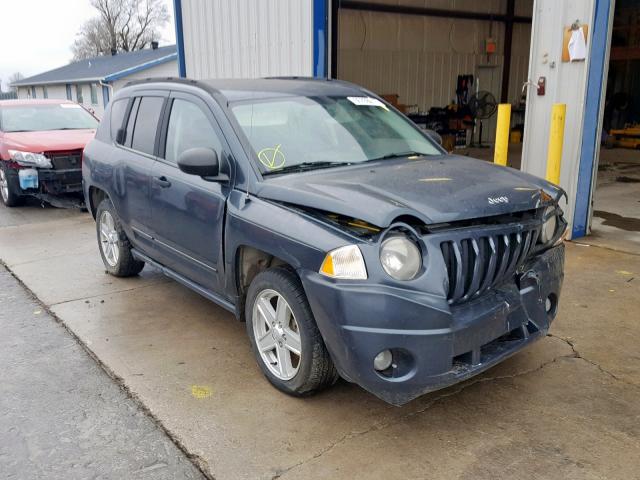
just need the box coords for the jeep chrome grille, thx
[441,227,539,304]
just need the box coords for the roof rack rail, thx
[123,77,201,88]
[263,76,334,81]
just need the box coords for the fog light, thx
[373,350,393,371]
[545,293,558,319]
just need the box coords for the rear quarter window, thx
[109,99,129,142]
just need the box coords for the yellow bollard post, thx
[494,104,511,167]
[545,103,567,185]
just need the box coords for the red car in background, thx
[0,99,98,207]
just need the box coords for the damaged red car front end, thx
[0,99,98,207]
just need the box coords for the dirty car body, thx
[83,78,566,405]
[0,99,98,207]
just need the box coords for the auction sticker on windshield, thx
[347,97,388,110]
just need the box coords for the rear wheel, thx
[246,267,338,396]
[96,198,144,277]
[0,165,24,207]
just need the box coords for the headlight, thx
[540,206,558,244]
[380,234,422,281]
[320,244,367,280]
[8,149,52,169]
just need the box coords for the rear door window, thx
[123,97,140,147]
[131,96,164,155]
[164,99,222,164]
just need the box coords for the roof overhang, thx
[103,53,178,82]
[10,52,178,88]
[11,77,103,87]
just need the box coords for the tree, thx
[72,0,169,60]
[8,72,24,92]
[72,18,112,60]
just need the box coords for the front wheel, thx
[95,198,144,277]
[0,165,24,207]
[246,267,338,396]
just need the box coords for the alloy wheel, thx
[0,169,9,203]
[99,210,120,267]
[252,289,302,380]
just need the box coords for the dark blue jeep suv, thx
[83,78,566,405]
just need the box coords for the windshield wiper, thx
[262,161,352,176]
[367,151,427,162]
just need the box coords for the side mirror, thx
[177,147,220,178]
[425,129,443,146]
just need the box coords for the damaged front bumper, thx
[300,244,565,406]
[5,163,83,196]
[25,168,83,195]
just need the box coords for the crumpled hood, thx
[2,129,96,153]
[255,155,563,227]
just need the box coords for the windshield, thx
[0,104,98,132]
[230,95,441,174]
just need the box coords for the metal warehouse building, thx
[173,0,630,241]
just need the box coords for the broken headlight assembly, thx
[380,232,423,281]
[539,205,567,247]
[8,149,53,169]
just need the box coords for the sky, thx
[0,0,176,91]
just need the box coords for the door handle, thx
[521,80,536,95]
[153,176,171,188]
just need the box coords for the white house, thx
[11,44,177,118]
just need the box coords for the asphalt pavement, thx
[0,266,205,480]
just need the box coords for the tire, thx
[0,164,24,207]
[95,197,145,277]
[246,267,338,396]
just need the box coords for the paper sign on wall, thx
[562,25,589,62]
[568,27,587,61]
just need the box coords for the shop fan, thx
[469,91,498,148]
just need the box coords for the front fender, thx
[223,190,357,299]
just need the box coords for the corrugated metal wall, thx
[181,0,314,79]
[178,0,533,143]
[336,0,533,142]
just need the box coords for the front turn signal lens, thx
[320,244,367,280]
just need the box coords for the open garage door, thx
[332,1,534,155]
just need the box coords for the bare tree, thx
[72,0,169,60]
[8,72,24,92]
[72,18,113,60]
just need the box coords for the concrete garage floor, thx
[587,148,640,254]
[0,193,639,479]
